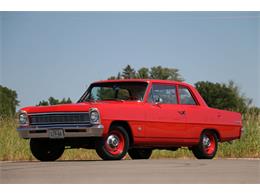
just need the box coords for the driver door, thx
[144,83,187,139]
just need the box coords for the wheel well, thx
[202,129,221,141]
[109,121,134,147]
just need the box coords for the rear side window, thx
[148,84,177,104]
[178,86,196,105]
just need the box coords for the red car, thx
[17,79,243,161]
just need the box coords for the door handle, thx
[178,110,186,115]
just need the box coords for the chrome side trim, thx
[17,124,104,139]
[28,112,89,116]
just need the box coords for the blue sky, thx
[0,12,259,108]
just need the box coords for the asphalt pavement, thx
[0,159,259,183]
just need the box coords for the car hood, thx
[20,103,93,114]
[20,101,142,114]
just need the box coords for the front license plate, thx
[48,129,64,139]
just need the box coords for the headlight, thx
[89,108,100,124]
[19,111,29,125]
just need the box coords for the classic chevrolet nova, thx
[17,79,243,161]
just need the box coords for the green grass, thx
[0,117,34,161]
[0,112,259,161]
[217,112,260,158]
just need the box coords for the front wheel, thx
[96,125,129,160]
[128,148,153,159]
[30,139,65,161]
[192,131,218,159]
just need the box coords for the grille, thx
[29,112,90,125]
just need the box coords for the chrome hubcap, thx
[203,136,211,147]
[107,135,119,148]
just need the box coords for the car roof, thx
[92,79,192,87]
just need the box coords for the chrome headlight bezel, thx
[18,110,29,126]
[89,108,100,125]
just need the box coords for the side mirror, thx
[155,97,163,104]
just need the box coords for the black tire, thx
[96,125,129,160]
[128,148,152,159]
[30,139,65,161]
[192,131,218,159]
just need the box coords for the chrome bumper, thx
[17,124,104,139]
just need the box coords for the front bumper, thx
[17,124,104,139]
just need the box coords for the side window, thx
[178,86,196,105]
[148,84,177,104]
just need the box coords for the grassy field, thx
[0,112,259,161]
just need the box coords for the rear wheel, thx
[96,125,129,160]
[128,148,152,159]
[30,139,65,161]
[192,131,218,159]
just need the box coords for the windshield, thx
[79,82,148,102]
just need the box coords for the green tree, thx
[37,97,72,106]
[195,81,250,112]
[60,97,72,104]
[108,72,122,80]
[150,66,184,81]
[122,65,136,79]
[108,65,184,81]
[48,97,60,105]
[137,67,149,79]
[0,85,19,117]
[37,100,49,106]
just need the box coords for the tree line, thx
[37,97,72,106]
[0,64,257,117]
[108,65,184,81]
[0,85,19,117]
